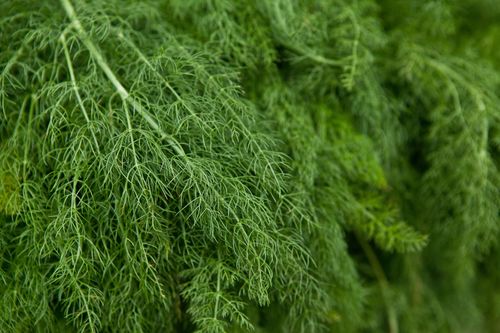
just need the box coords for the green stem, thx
[213,262,221,321]
[22,95,36,180]
[60,32,100,153]
[356,232,398,333]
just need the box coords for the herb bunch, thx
[1,1,499,333]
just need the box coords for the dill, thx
[1,0,499,332]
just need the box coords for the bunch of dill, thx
[1,1,499,332]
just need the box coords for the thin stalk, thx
[1,44,24,117]
[124,100,140,173]
[22,94,36,180]
[285,43,343,66]
[13,95,29,135]
[213,262,221,321]
[1,44,24,77]
[355,232,398,333]
[342,9,361,91]
[60,32,100,153]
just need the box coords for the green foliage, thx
[1,0,499,332]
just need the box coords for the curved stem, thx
[356,232,398,333]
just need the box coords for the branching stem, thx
[59,0,186,157]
